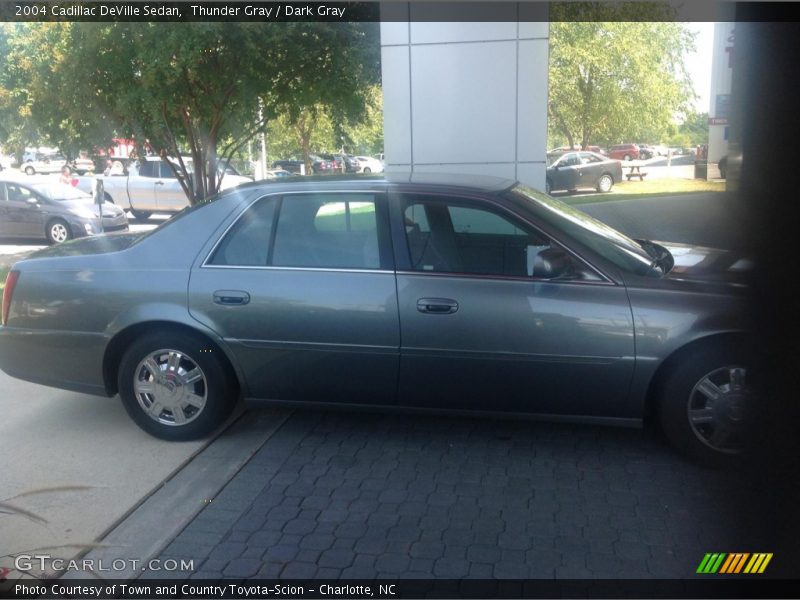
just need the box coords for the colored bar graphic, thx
[699,552,773,575]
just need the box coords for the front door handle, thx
[417,298,458,314]
[213,290,250,306]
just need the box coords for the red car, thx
[607,144,640,161]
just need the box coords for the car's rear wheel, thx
[24,166,35,175]
[46,219,72,244]
[118,331,237,440]
[658,343,758,466]
[129,209,152,221]
[596,174,614,193]
[363,167,371,174]
[623,154,632,161]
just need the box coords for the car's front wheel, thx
[24,166,35,175]
[596,174,614,193]
[658,343,758,466]
[46,219,72,244]
[363,167,371,174]
[118,331,237,440]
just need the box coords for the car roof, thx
[231,172,517,195]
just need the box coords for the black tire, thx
[46,218,72,244]
[363,167,371,174]
[596,174,614,193]
[545,179,552,194]
[118,330,237,441]
[658,342,758,466]
[718,156,728,179]
[24,166,35,175]
[129,209,152,221]
[623,154,632,161]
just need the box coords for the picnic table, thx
[625,163,648,181]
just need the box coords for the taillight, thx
[2,270,19,326]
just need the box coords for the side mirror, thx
[531,247,572,279]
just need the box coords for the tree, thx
[548,4,696,149]
[8,22,379,202]
[265,84,383,168]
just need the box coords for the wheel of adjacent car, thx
[46,219,72,244]
[596,174,614,193]
[545,179,552,194]
[657,342,758,466]
[363,167,371,174]
[118,330,237,441]
[623,154,632,161]
[24,166,35,175]
[129,209,152,221]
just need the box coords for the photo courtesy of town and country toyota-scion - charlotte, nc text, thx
[12,583,395,598]
[20,3,348,18]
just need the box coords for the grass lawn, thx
[0,266,8,293]
[560,178,727,205]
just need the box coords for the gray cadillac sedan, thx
[0,174,756,464]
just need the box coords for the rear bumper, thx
[0,326,111,396]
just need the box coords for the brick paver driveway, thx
[154,410,783,580]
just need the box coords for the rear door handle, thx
[417,298,458,314]
[213,290,250,306]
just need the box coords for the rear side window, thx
[271,194,381,269]
[208,197,277,266]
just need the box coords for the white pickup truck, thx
[75,156,251,220]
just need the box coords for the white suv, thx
[21,152,67,175]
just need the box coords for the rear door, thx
[390,189,636,418]
[188,190,400,405]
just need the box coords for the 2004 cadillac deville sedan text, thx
[0,174,758,463]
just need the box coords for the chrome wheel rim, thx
[688,365,752,454]
[133,349,207,426]
[50,223,68,243]
[598,175,612,192]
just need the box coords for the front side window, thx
[402,197,552,278]
[272,194,380,269]
[5,183,35,203]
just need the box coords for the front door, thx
[391,191,636,419]
[188,191,400,405]
[4,183,45,237]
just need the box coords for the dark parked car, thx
[0,174,756,464]
[636,144,655,160]
[608,143,640,161]
[546,151,623,194]
[271,159,303,174]
[0,177,128,243]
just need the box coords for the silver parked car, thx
[0,178,129,243]
[0,174,757,463]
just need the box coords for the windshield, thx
[32,183,92,201]
[507,183,661,276]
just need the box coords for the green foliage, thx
[266,85,383,165]
[4,22,379,202]
[548,8,696,149]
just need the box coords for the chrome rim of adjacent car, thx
[133,349,207,426]
[687,365,752,454]
[49,223,69,243]
[598,175,613,192]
